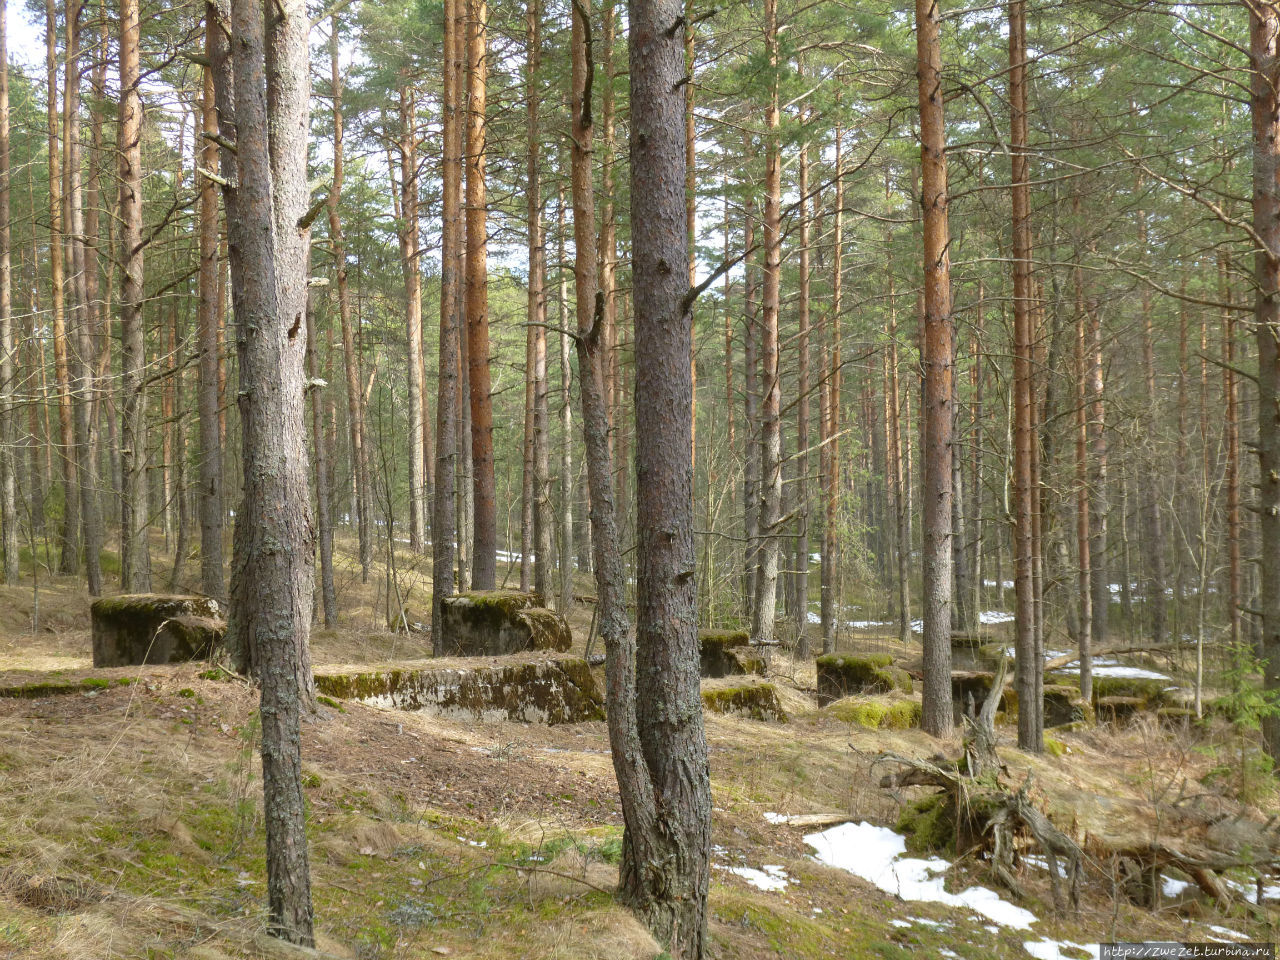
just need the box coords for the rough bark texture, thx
[209,0,316,941]
[399,86,427,554]
[118,0,149,591]
[1250,3,1280,761]
[466,0,496,589]
[198,32,225,602]
[432,0,463,650]
[794,133,811,659]
[1010,0,1041,753]
[916,0,954,738]
[820,130,843,655]
[629,0,713,950]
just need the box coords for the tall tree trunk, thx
[1088,304,1109,653]
[1137,204,1167,644]
[557,185,574,612]
[794,132,811,659]
[198,30,225,601]
[119,0,150,590]
[307,303,336,627]
[1249,1,1280,760]
[521,0,542,594]
[628,0,711,950]
[751,0,783,647]
[1222,252,1243,649]
[917,0,954,737]
[466,0,496,588]
[209,0,316,940]
[0,0,14,586]
[1072,233,1093,703]
[399,86,427,554]
[327,20,371,584]
[47,0,79,576]
[741,185,759,622]
[432,0,463,648]
[1010,0,1040,752]
[821,128,843,654]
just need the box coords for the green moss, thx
[176,688,196,699]
[702,684,787,722]
[896,792,954,854]
[81,677,111,689]
[884,700,923,729]
[817,653,912,702]
[1044,735,1067,758]
[829,698,889,728]
[316,694,345,712]
[1091,675,1171,707]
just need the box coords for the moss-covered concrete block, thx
[815,653,912,704]
[314,654,603,724]
[1097,695,1145,723]
[701,682,787,722]
[827,695,921,730]
[1092,675,1172,709]
[90,594,225,667]
[699,629,763,678]
[438,591,571,656]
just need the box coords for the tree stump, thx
[91,595,225,667]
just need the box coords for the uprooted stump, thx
[701,680,787,722]
[700,629,764,678]
[438,591,572,657]
[314,653,603,724]
[91,594,225,667]
[816,653,912,705]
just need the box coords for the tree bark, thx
[432,0,463,649]
[629,0,712,949]
[466,0,496,589]
[118,0,150,590]
[1249,1,1280,760]
[751,0,783,648]
[821,128,843,654]
[399,85,427,554]
[794,131,811,659]
[917,0,954,738]
[209,0,317,939]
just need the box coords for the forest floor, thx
[0,550,1276,959]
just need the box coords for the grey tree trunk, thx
[629,0,712,950]
[209,0,316,941]
[0,0,15,586]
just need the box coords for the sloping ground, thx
[0,655,1276,960]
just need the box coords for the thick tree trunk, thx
[466,0,496,588]
[209,0,317,940]
[917,0,954,738]
[1010,0,1040,752]
[751,0,783,648]
[628,0,712,951]
[118,0,149,591]
[432,0,463,650]
[1249,2,1280,761]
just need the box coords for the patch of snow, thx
[1207,925,1246,940]
[979,610,1015,625]
[719,863,791,892]
[849,620,894,629]
[763,812,794,825]
[984,579,1015,589]
[940,950,960,959]
[456,836,487,848]
[807,612,821,624]
[1162,876,1191,897]
[890,919,912,928]
[1056,664,1169,680]
[803,822,1036,930]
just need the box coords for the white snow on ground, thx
[1207,925,1246,941]
[1223,876,1280,904]
[803,822,1037,930]
[1055,663,1170,680]
[718,864,791,892]
[849,620,894,629]
[763,811,794,825]
[808,612,821,624]
[979,610,1015,625]
[1162,876,1191,897]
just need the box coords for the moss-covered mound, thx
[90,594,225,668]
[314,654,603,724]
[701,682,787,722]
[438,591,571,656]
[897,791,955,855]
[699,629,763,678]
[1091,674,1172,708]
[827,695,922,730]
[815,653,912,704]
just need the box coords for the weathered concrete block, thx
[91,594,225,667]
[816,653,912,705]
[702,682,787,722]
[315,654,603,724]
[1043,683,1094,728]
[699,629,764,678]
[438,591,572,656]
